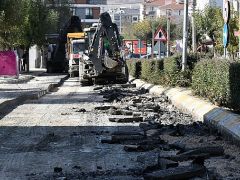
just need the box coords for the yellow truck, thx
[66,33,86,77]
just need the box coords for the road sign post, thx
[223,0,230,58]
[154,26,167,59]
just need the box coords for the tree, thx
[194,6,223,55]
[132,20,151,41]
[47,0,71,33]
[0,0,70,49]
[126,17,182,43]
[195,6,239,57]
[0,0,26,48]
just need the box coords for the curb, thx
[30,74,69,99]
[0,75,68,114]
[0,75,34,84]
[131,77,240,143]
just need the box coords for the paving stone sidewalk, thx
[0,73,68,112]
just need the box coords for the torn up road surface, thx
[0,78,239,179]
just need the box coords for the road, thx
[0,77,239,179]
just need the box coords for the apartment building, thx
[69,0,144,32]
[195,0,223,11]
[70,0,107,26]
[142,0,184,23]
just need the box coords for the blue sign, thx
[223,23,229,48]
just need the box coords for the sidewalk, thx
[0,71,68,115]
[0,68,47,84]
[130,77,240,144]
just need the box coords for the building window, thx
[85,8,93,19]
[179,10,181,15]
[132,16,138,23]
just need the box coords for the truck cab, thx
[66,33,86,77]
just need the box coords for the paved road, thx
[0,78,142,179]
[0,78,239,179]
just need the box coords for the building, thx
[142,0,184,23]
[143,0,165,19]
[102,0,144,34]
[69,0,144,33]
[107,8,141,34]
[195,0,223,11]
[70,0,107,26]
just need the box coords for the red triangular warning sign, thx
[154,26,167,42]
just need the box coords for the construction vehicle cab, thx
[66,33,86,77]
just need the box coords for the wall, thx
[29,45,41,69]
[196,0,223,10]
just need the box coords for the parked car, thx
[140,53,164,59]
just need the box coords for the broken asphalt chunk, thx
[139,122,162,131]
[111,134,145,142]
[118,83,136,88]
[145,129,162,137]
[109,116,143,123]
[93,86,103,90]
[143,158,178,173]
[54,167,62,173]
[95,106,117,111]
[178,146,224,157]
[124,144,157,152]
[110,109,133,116]
[75,108,86,113]
[144,164,205,180]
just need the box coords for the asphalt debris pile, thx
[96,84,234,179]
[101,120,226,179]
[94,84,193,126]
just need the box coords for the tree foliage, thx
[132,20,151,40]
[194,6,239,56]
[195,6,223,43]
[124,17,182,43]
[0,0,70,49]
[0,0,26,48]
[227,12,239,58]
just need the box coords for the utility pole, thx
[167,9,171,57]
[151,22,155,59]
[182,0,188,71]
[192,0,197,53]
[238,0,240,57]
[119,13,122,34]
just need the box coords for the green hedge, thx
[141,59,164,84]
[127,55,240,110]
[126,59,142,78]
[192,59,240,110]
[163,55,194,87]
[127,54,199,87]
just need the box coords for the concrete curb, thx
[0,75,34,84]
[131,77,240,143]
[30,75,69,99]
[0,75,68,113]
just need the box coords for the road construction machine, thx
[79,12,128,85]
[46,16,83,73]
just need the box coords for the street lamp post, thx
[166,9,171,57]
[192,0,197,53]
[151,21,155,59]
[182,0,188,71]
[117,10,125,34]
[120,13,122,34]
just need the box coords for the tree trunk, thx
[26,46,30,73]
